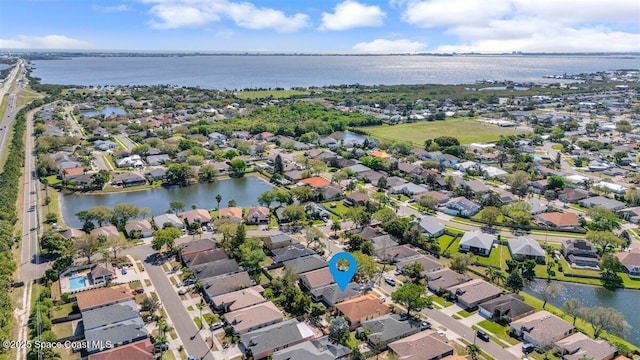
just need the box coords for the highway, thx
[0,60,24,159]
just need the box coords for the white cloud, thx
[403,0,512,27]
[0,35,91,49]
[226,2,309,33]
[512,0,640,24]
[144,0,309,32]
[353,38,426,53]
[320,1,386,31]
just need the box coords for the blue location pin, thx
[329,252,357,292]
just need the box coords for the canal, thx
[525,279,640,346]
[59,177,274,228]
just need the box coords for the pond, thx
[330,130,370,143]
[59,176,274,228]
[525,279,640,346]
[80,106,127,118]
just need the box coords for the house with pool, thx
[59,263,115,294]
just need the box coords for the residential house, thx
[240,319,315,360]
[510,310,574,349]
[182,209,212,226]
[558,188,589,203]
[299,267,335,291]
[212,161,231,175]
[620,207,640,224]
[219,207,243,223]
[116,155,145,168]
[182,248,228,267]
[210,285,266,312]
[535,212,581,229]
[317,184,342,201]
[82,300,139,332]
[554,332,617,360]
[383,245,422,263]
[478,294,535,322]
[85,318,148,354]
[415,191,451,204]
[145,167,167,181]
[63,166,84,179]
[112,171,146,187]
[347,164,372,174]
[344,192,370,207]
[94,140,118,151]
[444,197,482,217]
[283,255,327,275]
[359,170,385,186]
[528,199,549,215]
[299,176,331,188]
[427,268,471,294]
[614,248,640,278]
[358,314,422,347]
[224,301,284,335]
[90,263,115,285]
[87,338,153,360]
[415,216,445,237]
[305,202,331,222]
[246,207,270,225]
[61,228,86,240]
[76,285,133,311]
[201,271,253,300]
[397,256,442,276]
[389,183,430,196]
[459,230,495,256]
[191,259,240,280]
[271,244,316,264]
[309,282,361,307]
[561,238,598,266]
[388,331,455,360]
[124,219,153,238]
[371,235,400,256]
[146,154,170,166]
[91,225,120,239]
[508,237,546,263]
[271,336,351,360]
[447,279,502,309]
[152,213,184,229]
[263,233,299,250]
[283,170,306,183]
[580,196,625,211]
[335,294,391,330]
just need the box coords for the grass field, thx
[234,89,307,99]
[365,117,527,145]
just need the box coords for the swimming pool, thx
[69,276,87,290]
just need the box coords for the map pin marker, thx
[329,252,357,292]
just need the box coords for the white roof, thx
[566,174,589,184]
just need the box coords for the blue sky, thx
[1,0,638,52]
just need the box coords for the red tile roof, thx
[299,176,331,188]
[88,339,153,360]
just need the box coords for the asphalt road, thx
[127,245,215,360]
[115,133,138,151]
[0,61,23,160]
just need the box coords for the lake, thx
[30,55,640,89]
[525,279,640,346]
[80,106,127,118]
[59,176,274,228]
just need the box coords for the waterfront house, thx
[182,209,212,226]
[478,294,535,322]
[554,332,617,360]
[111,171,146,187]
[510,310,574,349]
[246,206,270,225]
[508,237,546,263]
[219,207,243,223]
[614,248,640,278]
[124,219,153,238]
[152,213,184,229]
[447,279,502,309]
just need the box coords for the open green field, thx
[364,118,527,145]
[233,89,307,99]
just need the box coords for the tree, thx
[169,200,185,214]
[141,296,160,314]
[585,230,624,253]
[106,236,131,260]
[152,227,182,252]
[541,282,562,309]
[88,206,113,227]
[309,159,328,176]
[599,253,623,287]
[329,316,350,344]
[215,194,222,210]
[273,190,292,206]
[257,190,275,208]
[544,190,557,203]
[228,199,237,208]
[274,154,284,174]
[377,176,388,190]
[40,231,73,258]
[305,226,325,250]
[283,286,311,317]
[547,175,565,190]
[507,170,529,197]
[563,298,582,326]
[281,204,305,227]
[373,207,396,224]
[450,253,474,273]
[587,207,621,232]
[418,195,438,210]
[467,344,480,360]
[331,220,342,238]
[229,159,246,177]
[402,262,424,283]
[479,206,501,227]
[391,282,429,316]
[505,270,524,293]
[616,120,632,134]
[291,185,314,202]
[352,251,378,283]
[75,235,103,264]
[166,163,194,185]
[310,303,327,318]
[112,203,140,228]
[198,163,218,182]
[582,306,630,338]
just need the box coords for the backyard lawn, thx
[476,320,520,346]
[474,245,511,270]
[365,118,527,145]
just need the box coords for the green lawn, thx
[203,313,221,325]
[457,309,478,318]
[475,245,511,270]
[233,89,307,99]
[323,200,350,216]
[52,322,74,338]
[52,303,76,319]
[476,320,520,346]
[431,295,454,307]
[365,117,527,145]
[436,234,455,253]
[194,316,203,329]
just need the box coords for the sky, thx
[0,0,639,53]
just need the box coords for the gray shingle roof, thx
[359,314,422,344]
[283,255,327,274]
[417,216,445,235]
[191,258,240,280]
[459,230,495,251]
[240,319,314,358]
[82,300,139,331]
[509,237,545,258]
[271,244,316,263]
[272,336,351,360]
[85,318,148,354]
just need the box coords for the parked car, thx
[210,322,224,330]
[384,277,396,286]
[522,343,535,354]
[421,321,432,330]
[132,288,144,294]
[154,343,169,352]
[121,266,128,275]
[476,330,490,342]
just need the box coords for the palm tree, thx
[494,271,507,286]
[215,194,222,211]
[467,344,480,360]
[331,220,342,239]
[197,300,206,330]
[485,266,498,284]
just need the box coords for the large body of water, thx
[525,280,640,346]
[59,177,273,228]
[80,106,127,118]
[30,55,639,89]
